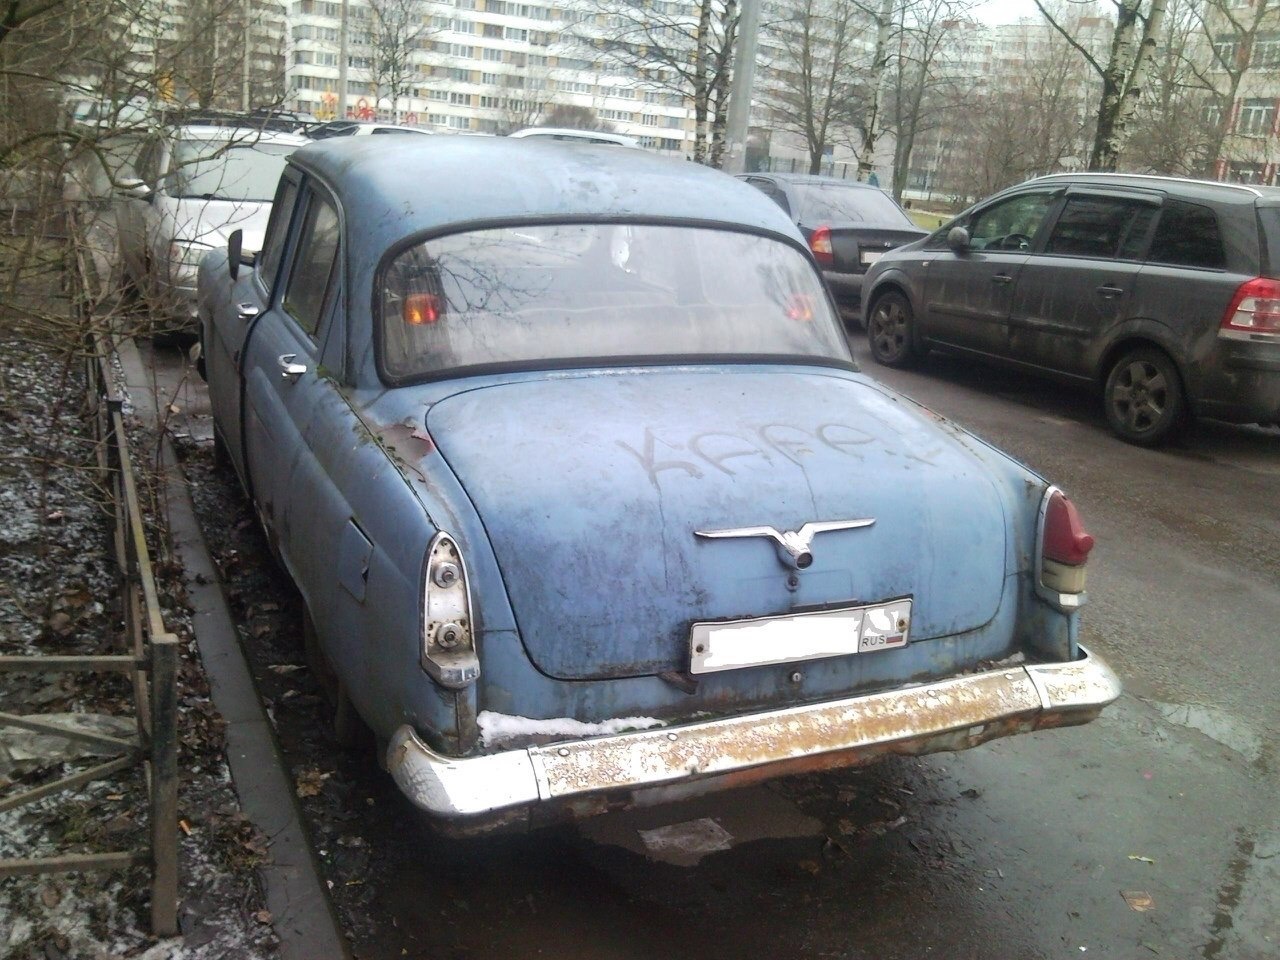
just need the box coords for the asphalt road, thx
[144,330,1279,960]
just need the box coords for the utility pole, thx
[338,0,350,120]
[722,0,762,173]
[242,0,252,111]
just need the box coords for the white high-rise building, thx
[285,0,697,154]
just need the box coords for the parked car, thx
[197,136,1118,834]
[862,173,1280,444]
[117,124,308,329]
[508,126,641,148]
[304,120,434,139]
[739,173,926,316]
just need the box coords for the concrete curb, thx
[115,337,350,960]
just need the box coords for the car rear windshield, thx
[169,139,296,202]
[793,183,913,226]
[379,223,850,380]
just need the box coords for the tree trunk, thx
[1090,0,1166,170]
[693,0,711,164]
[859,0,896,180]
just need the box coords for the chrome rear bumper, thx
[387,646,1120,832]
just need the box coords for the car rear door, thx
[921,189,1058,356]
[1007,187,1160,377]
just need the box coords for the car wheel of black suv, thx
[1104,346,1186,446]
[868,291,920,368]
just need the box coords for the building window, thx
[1237,98,1275,136]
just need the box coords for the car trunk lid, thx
[426,368,1007,681]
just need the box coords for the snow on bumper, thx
[386,646,1120,827]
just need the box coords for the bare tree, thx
[1123,0,1215,175]
[938,16,1100,201]
[568,0,739,164]
[366,0,432,123]
[1189,0,1275,178]
[1033,0,1168,171]
[538,102,614,131]
[886,0,974,199]
[761,0,864,174]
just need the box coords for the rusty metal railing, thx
[0,215,179,935]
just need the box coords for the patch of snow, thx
[477,710,665,747]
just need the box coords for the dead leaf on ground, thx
[1121,890,1155,912]
[268,664,305,675]
[40,885,62,908]
[295,769,331,798]
[798,859,821,875]
[254,909,272,924]
[1128,855,1156,864]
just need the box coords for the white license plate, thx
[689,598,912,675]
[860,250,883,265]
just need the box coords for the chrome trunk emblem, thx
[695,519,876,570]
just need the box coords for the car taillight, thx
[1039,488,1093,597]
[421,532,479,688]
[810,225,834,265]
[1220,277,1280,337]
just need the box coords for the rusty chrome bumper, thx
[386,646,1120,827]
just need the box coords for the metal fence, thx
[0,221,179,935]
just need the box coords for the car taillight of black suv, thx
[860,173,1280,445]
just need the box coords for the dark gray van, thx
[861,173,1280,445]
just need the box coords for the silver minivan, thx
[117,125,308,329]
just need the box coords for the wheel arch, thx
[1094,329,1189,397]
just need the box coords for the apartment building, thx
[286,0,696,153]
[1206,19,1280,184]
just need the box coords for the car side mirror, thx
[947,226,970,253]
[118,177,151,200]
[228,230,243,281]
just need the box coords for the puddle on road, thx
[1149,701,1265,765]
[577,785,821,867]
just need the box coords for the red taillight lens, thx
[1221,277,1280,335]
[404,292,441,326]
[810,225,834,265]
[1043,490,1093,566]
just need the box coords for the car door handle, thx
[278,354,307,382]
[237,302,260,321]
[1096,284,1124,298]
[991,273,1014,285]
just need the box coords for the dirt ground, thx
[0,258,275,958]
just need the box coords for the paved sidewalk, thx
[117,337,349,960]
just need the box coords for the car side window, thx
[282,192,340,338]
[968,193,1055,251]
[257,178,300,295]
[1044,196,1157,261]
[1148,200,1226,269]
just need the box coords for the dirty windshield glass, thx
[169,140,295,202]
[379,224,849,380]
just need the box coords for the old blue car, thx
[197,137,1120,833]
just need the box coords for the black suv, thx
[861,173,1280,444]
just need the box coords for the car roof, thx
[170,124,310,146]
[748,173,884,190]
[508,127,640,147]
[292,136,798,244]
[1028,172,1280,203]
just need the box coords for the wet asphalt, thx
[144,327,1279,960]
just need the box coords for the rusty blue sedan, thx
[197,136,1120,833]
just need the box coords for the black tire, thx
[867,291,920,367]
[1103,346,1186,446]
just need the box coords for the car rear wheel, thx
[867,291,920,367]
[1103,347,1186,446]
